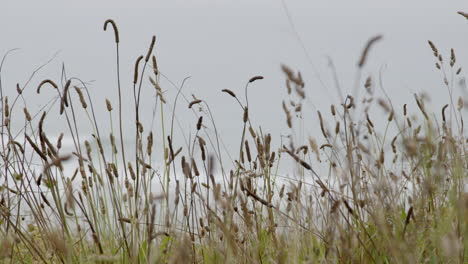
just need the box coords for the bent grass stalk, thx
[0,15,466,264]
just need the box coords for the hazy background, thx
[1,0,468,161]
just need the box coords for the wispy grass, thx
[0,14,467,264]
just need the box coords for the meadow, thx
[0,13,467,263]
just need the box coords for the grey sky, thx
[1,1,467,153]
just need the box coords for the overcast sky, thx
[1,1,468,152]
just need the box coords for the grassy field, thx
[0,14,467,263]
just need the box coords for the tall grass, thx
[0,14,467,263]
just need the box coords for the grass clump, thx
[0,13,467,263]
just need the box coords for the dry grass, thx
[0,14,467,264]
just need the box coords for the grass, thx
[0,14,467,263]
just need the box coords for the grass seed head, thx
[103,19,119,43]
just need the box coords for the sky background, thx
[1,1,468,159]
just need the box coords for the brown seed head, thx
[73,86,87,108]
[358,35,383,68]
[428,40,438,57]
[16,83,22,94]
[37,79,58,94]
[222,89,237,98]
[23,108,31,121]
[442,104,449,122]
[457,11,468,20]
[188,99,202,109]
[152,55,158,76]
[145,35,156,62]
[450,48,456,67]
[243,107,248,123]
[196,116,203,130]
[105,99,113,111]
[103,19,120,43]
[249,76,264,83]
[134,55,144,85]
